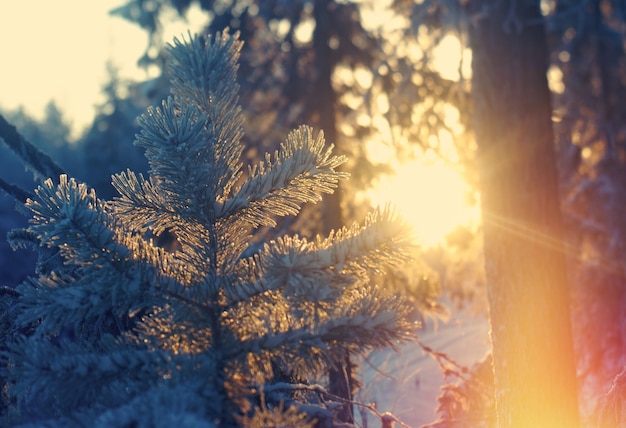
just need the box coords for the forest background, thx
[1,0,626,426]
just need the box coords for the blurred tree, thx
[548,0,626,420]
[469,0,580,425]
[388,0,475,161]
[77,64,150,199]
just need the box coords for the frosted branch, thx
[217,126,348,227]
[0,114,65,182]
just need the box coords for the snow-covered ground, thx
[356,310,491,427]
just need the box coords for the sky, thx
[0,1,203,138]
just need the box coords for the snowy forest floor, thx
[355,306,491,427]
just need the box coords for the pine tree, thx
[1,31,416,427]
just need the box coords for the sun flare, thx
[366,159,479,247]
[362,30,477,248]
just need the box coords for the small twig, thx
[419,340,470,381]
[256,382,412,428]
[0,286,20,298]
[362,352,398,382]
[0,177,32,203]
[421,416,469,428]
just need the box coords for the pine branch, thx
[132,32,246,218]
[111,170,220,268]
[230,308,416,364]
[111,169,181,234]
[0,285,19,298]
[16,176,162,332]
[0,114,65,182]
[91,381,221,428]
[223,277,270,304]
[2,336,174,416]
[218,126,348,227]
[314,205,414,270]
[168,30,242,118]
[225,207,414,304]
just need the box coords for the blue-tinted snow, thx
[356,308,490,427]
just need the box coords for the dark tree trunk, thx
[312,0,353,424]
[469,1,580,426]
[312,0,341,225]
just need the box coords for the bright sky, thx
[0,2,139,136]
[0,1,204,138]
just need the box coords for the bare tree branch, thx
[0,114,65,183]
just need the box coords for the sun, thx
[366,158,479,247]
[361,31,477,248]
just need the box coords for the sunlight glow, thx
[547,65,565,94]
[366,159,479,247]
[0,1,144,137]
[361,29,477,248]
[432,34,472,81]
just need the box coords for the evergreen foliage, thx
[1,31,416,427]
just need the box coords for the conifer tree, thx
[1,31,416,427]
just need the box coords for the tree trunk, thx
[469,1,580,426]
[312,0,342,236]
[312,0,354,424]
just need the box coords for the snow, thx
[356,309,491,427]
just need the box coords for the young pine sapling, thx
[2,31,417,427]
